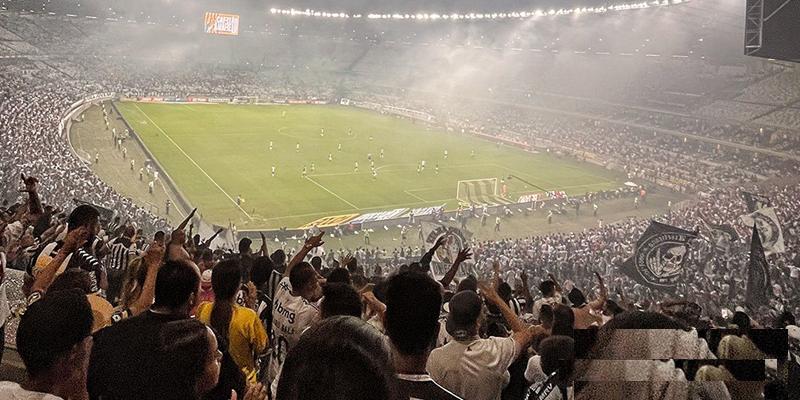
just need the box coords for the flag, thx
[741,191,770,213]
[699,217,740,253]
[621,221,698,291]
[746,224,771,306]
[421,222,472,277]
[738,207,785,255]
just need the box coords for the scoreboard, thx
[204,12,240,36]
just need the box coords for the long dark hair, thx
[210,260,241,342]
[158,319,213,400]
[276,316,402,400]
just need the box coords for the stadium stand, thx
[0,2,799,399]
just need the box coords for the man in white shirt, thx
[427,284,545,400]
[0,290,93,400]
[531,279,562,321]
[268,232,325,395]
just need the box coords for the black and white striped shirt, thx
[106,237,138,272]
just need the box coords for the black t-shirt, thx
[88,310,185,400]
[396,374,463,400]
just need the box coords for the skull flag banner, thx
[421,222,473,277]
[621,221,698,291]
[746,224,771,307]
[738,207,785,255]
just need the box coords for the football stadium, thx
[1,0,799,398]
[108,101,623,228]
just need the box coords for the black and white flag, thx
[741,191,771,213]
[421,222,472,277]
[621,221,698,291]
[746,224,771,307]
[738,207,785,255]
[700,217,740,253]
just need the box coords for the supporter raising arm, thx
[419,234,447,270]
[479,281,546,355]
[29,226,89,298]
[167,208,196,262]
[20,174,43,218]
[283,231,325,278]
[114,240,165,321]
[439,247,472,289]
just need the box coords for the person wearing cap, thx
[427,282,546,400]
[0,289,93,400]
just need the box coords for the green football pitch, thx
[115,102,624,230]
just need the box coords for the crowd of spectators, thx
[0,173,798,400]
[0,63,169,236]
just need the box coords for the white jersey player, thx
[354,161,359,173]
[269,141,273,151]
[337,143,342,152]
[272,165,276,177]
[296,143,300,153]
[328,153,333,162]
[444,149,448,159]
[320,128,325,137]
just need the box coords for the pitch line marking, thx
[132,104,253,220]
[304,176,360,210]
[404,190,428,202]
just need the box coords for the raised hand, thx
[340,253,354,268]
[176,208,197,231]
[478,281,502,305]
[304,231,325,249]
[62,226,90,254]
[454,247,473,265]
[434,234,448,248]
[143,240,165,267]
[20,173,38,193]
[243,383,267,400]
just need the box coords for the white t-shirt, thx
[531,294,562,321]
[0,382,63,399]
[268,277,320,382]
[427,336,518,400]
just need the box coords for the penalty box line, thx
[132,104,253,220]
[304,176,360,210]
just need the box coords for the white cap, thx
[787,325,799,341]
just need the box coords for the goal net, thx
[456,178,513,206]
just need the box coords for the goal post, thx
[456,178,499,206]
